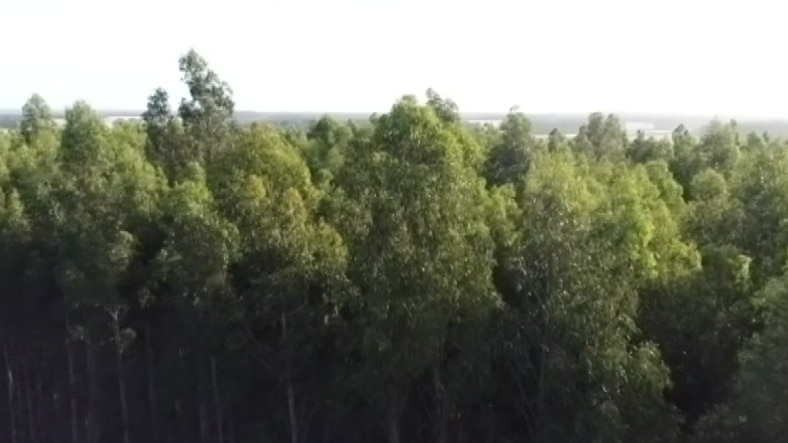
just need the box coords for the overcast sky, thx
[1,0,786,117]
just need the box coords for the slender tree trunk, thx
[287,378,298,443]
[65,333,78,443]
[13,362,23,441]
[3,340,18,443]
[35,367,44,442]
[386,398,400,443]
[176,347,184,443]
[24,358,37,442]
[433,349,448,443]
[146,324,157,442]
[282,314,299,443]
[86,342,100,443]
[199,394,208,443]
[199,356,209,443]
[210,356,224,443]
[112,313,131,443]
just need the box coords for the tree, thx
[19,94,57,147]
[333,95,499,443]
[483,108,537,188]
[177,49,235,163]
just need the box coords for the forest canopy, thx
[1,50,786,443]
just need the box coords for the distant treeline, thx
[4,109,788,138]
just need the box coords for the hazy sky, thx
[1,0,786,117]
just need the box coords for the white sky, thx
[1,0,786,117]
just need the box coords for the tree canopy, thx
[0,50,785,443]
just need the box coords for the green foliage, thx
[0,51,784,443]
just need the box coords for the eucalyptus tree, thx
[332,94,499,443]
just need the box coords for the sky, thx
[1,0,787,118]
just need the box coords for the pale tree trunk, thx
[145,324,157,441]
[282,314,299,443]
[3,340,18,443]
[110,311,131,443]
[287,378,298,443]
[210,356,223,443]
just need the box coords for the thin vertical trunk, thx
[210,356,223,443]
[86,342,100,443]
[65,334,78,443]
[199,356,208,443]
[112,314,131,443]
[287,378,298,443]
[176,347,184,443]
[199,394,208,443]
[484,405,496,443]
[3,341,18,443]
[35,369,43,442]
[386,398,400,443]
[145,324,157,442]
[24,358,36,442]
[282,314,299,443]
[13,362,23,441]
[433,347,448,443]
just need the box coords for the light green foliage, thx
[684,168,743,247]
[728,141,788,281]
[334,94,499,436]
[494,150,684,442]
[574,113,627,160]
[158,163,238,306]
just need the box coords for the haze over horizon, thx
[2,0,787,118]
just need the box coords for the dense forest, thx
[1,50,787,443]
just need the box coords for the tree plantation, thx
[1,50,787,443]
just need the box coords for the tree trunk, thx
[287,377,298,443]
[227,418,235,443]
[22,358,35,443]
[282,314,299,443]
[146,324,157,441]
[199,357,209,443]
[86,342,100,443]
[13,362,23,441]
[433,356,448,443]
[65,335,78,443]
[176,347,184,443]
[3,340,18,443]
[112,315,131,443]
[484,405,496,443]
[386,398,400,443]
[210,356,223,443]
[199,395,208,443]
